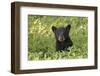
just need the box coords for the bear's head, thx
[52,25,71,42]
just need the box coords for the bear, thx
[52,24,73,51]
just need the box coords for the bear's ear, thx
[66,24,71,32]
[52,26,57,32]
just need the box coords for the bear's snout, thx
[58,35,65,42]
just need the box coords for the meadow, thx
[28,15,88,60]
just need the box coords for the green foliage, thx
[28,15,88,60]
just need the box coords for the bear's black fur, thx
[52,25,73,51]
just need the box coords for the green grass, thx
[28,15,88,60]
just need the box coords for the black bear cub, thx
[52,25,73,51]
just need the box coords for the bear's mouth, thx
[58,39,65,42]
